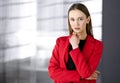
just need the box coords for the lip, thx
[74,26,80,28]
[74,28,80,30]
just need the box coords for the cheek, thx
[81,21,87,26]
[69,21,74,27]
[77,21,86,26]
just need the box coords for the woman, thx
[48,3,103,83]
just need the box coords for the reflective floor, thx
[0,57,53,83]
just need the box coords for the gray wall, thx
[102,0,120,82]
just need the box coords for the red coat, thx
[48,35,103,83]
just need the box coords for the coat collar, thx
[64,35,95,62]
[64,35,95,52]
[68,34,94,46]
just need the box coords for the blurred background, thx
[0,0,120,83]
[0,0,102,83]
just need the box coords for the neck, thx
[76,32,87,40]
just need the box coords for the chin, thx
[74,31,81,33]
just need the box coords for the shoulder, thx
[87,35,103,47]
[55,35,70,47]
[56,35,69,42]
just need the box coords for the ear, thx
[86,16,91,24]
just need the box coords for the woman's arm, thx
[70,41,103,79]
[48,38,80,82]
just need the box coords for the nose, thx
[74,20,79,26]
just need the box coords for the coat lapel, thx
[60,35,95,68]
[60,36,70,69]
[82,35,95,60]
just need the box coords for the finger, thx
[95,70,100,74]
[73,32,77,36]
[90,72,99,78]
[73,31,76,34]
[86,77,97,80]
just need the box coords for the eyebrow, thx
[69,16,84,19]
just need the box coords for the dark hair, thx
[68,3,93,37]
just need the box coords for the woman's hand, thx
[69,33,80,49]
[85,70,100,80]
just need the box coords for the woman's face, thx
[69,9,90,34]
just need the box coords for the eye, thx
[78,17,83,21]
[70,18,74,21]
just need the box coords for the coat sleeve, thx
[69,41,103,79]
[48,38,80,82]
